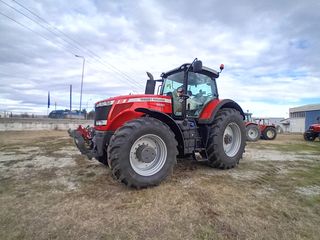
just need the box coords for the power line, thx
[0,2,143,92]
[85,60,143,93]
[0,11,76,56]
[0,11,142,93]
[9,0,145,88]
[0,0,86,57]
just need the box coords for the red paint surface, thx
[198,99,221,120]
[245,122,258,127]
[94,94,172,131]
[310,123,320,132]
[76,125,92,140]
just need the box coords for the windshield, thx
[161,70,218,117]
[245,114,252,122]
[162,71,217,98]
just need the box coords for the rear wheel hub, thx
[223,122,241,157]
[224,134,233,144]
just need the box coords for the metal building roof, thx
[289,104,320,113]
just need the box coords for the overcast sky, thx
[0,0,319,117]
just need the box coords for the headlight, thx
[95,100,114,108]
[95,120,108,126]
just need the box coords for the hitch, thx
[68,125,95,159]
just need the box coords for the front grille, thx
[95,105,112,125]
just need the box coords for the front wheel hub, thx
[129,134,167,176]
[136,145,156,163]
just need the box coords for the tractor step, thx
[193,149,208,162]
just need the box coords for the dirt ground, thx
[0,131,319,240]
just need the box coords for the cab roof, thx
[161,63,220,79]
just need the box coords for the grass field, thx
[0,131,319,240]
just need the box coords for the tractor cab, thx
[244,113,253,123]
[160,64,219,118]
[146,59,221,120]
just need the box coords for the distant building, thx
[279,118,290,133]
[289,104,320,133]
[0,111,10,118]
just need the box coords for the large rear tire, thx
[96,154,107,165]
[246,124,260,142]
[207,108,246,169]
[107,117,178,188]
[262,127,277,140]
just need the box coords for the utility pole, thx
[75,55,85,112]
[70,84,72,111]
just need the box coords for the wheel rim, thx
[223,123,242,157]
[129,134,167,176]
[248,128,259,139]
[266,129,275,138]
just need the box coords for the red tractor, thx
[69,59,246,188]
[244,113,260,141]
[255,118,277,140]
[304,123,320,141]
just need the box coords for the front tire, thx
[246,124,260,142]
[262,127,277,140]
[207,108,246,169]
[304,131,316,141]
[107,117,178,188]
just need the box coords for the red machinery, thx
[69,59,246,188]
[255,118,277,140]
[244,113,260,141]
[244,113,277,141]
[304,123,320,141]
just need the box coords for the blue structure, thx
[305,110,320,130]
[289,104,320,132]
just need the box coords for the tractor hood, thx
[310,123,320,131]
[95,94,171,107]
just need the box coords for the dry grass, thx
[0,131,319,240]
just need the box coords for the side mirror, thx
[192,60,202,72]
[145,80,156,94]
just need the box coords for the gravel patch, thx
[295,186,320,196]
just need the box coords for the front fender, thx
[107,110,144,131]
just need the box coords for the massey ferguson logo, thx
[127,98,171,103]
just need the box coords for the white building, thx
[289,104,320,133]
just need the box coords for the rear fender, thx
[245,122,258,127]
[198,99,245,124]
[135,108,184,156]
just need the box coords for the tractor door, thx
[161,71,185,117]
[186,72,218,117]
